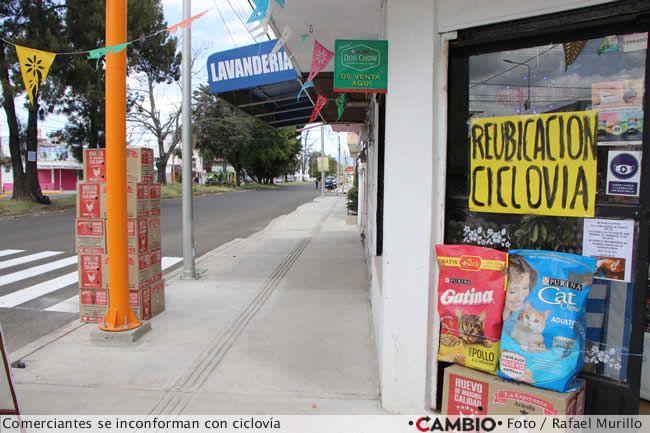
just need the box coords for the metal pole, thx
[181,0,197,279]
[320,125,325,196]
[337,135,341,194]
[101,0,140,331]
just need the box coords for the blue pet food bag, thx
[498,250,596,392]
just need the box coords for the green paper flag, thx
[336,93,346,120]
[300,34,309,44]
[87,42,131,60]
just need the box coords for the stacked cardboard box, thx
[441,365,585,416]
[76,147,165,323]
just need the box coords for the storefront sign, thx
[606,150,642,197]
[207,39,297,94]
[469,111,598,217]
[334,40,387,93]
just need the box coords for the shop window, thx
[445,28,649,410]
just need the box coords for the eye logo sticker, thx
[607,150,642,196]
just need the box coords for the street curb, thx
[8,195,323,362]
[10,321,86,364]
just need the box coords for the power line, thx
[213,0,240,48]
[224,0,258,43]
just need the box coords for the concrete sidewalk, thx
[10,196,383,414]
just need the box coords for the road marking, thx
[0,250,25,258]
[0,271,78,308]
[0,255,77,287]
[0,251,63,271]
[162,256,183,269]
[46,257,182,313]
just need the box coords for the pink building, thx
[0,142,82,193]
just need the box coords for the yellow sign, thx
[469,111,597,217]
[317,156,329,172]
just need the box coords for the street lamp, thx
[503,59,531,112]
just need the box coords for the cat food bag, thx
[436,244,508,374]
[498,250,596,392]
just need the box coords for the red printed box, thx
[75,219,107,255]
[77,182,106,218]
[127,183,149,218]
[127,218,148,255]
[148,216,161,250]
[83,148,106,182]
[80,288,108,306]
[78,254,106,289]
[80,304,106,323]
[442,366,489,415]
[130,287,152,321]
[127,147,154,183]
[151,279,165,317]
[442,365,585,416]
[149,184,161,215]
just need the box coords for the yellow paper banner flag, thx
[15,45,56,105]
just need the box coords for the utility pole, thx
[337,135,341,194]
[102,0,140,331]
[181,0,197,279]
[320,124,325,196]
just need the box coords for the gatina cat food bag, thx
[436,245,508,374]
[498,250,596,392]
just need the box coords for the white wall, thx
[380,0,435,413]
[436,0,615,32]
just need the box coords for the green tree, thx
[193,86,252,186]
[193,86,302,185]
[0,0,67,202]
[57,0,175,153]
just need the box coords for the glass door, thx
[445,6,650,414]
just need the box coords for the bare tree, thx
[127,45,205,184]
[300,130,315,180]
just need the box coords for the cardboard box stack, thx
[76,147,164,323]
[441,364,585,416]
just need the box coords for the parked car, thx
[325,176,337,190]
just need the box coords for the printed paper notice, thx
[607,150,642,197]
[583,218,634,282]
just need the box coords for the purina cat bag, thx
[498,250,596,392]
[436,245,508,374]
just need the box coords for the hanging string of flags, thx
[6,0,352,126]
[336,93,346,120]
[309,94,329,123]
[1,8,211,105]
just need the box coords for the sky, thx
[1,0,346,162]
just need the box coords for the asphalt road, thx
[0,184,319,352]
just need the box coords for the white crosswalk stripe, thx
[0,250,24,258]
[0,251,182,312]
[46,256,182,313]
[0,271,78,308]
[0,255,78,287]
[0,251,63,270]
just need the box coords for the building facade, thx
[222,0,650,414]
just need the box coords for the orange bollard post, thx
[100,0,141,331]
